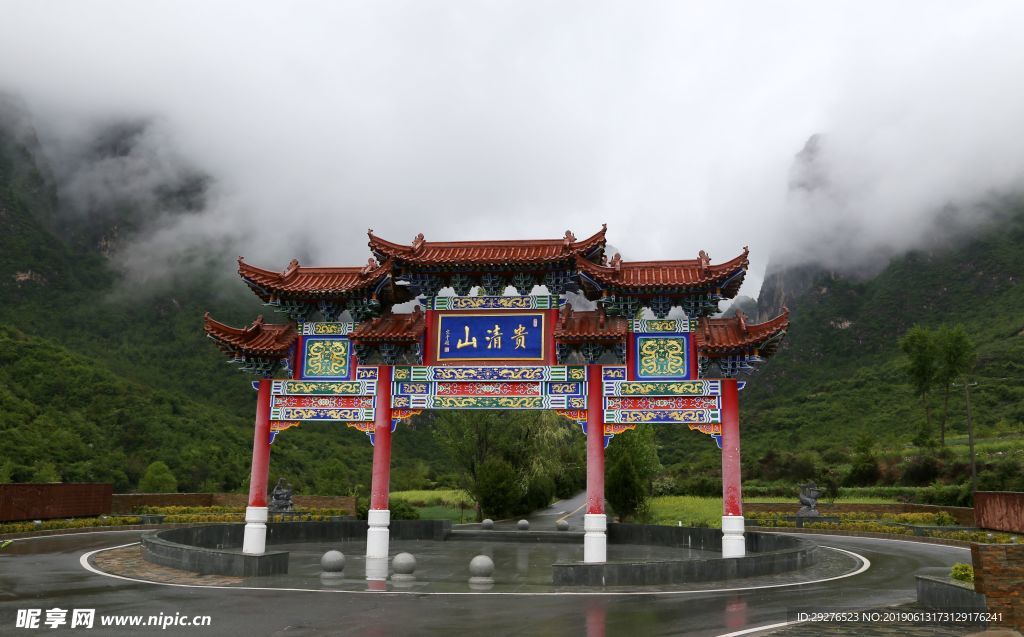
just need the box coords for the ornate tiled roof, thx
[368,226,607,266]
[203,313,297,357]
[349,307,426,343]
[553,307,628,342]
[576,248,749,297]
[237,256,392,301]
[696,308,789,356]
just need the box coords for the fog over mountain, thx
[3,2,1024,297]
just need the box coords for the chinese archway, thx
[204,226,788,567]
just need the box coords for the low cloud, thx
[2,1,1023,297]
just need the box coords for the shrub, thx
[138,461,177,493]
[522,474,555,513]
[389,499,420,520]
[844,459,880,487]
[901,456,940,487]
[674,475,720,497]
[950,563,974,583]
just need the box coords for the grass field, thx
[647,495,903,528]
[391,489,476,520]
[389,489,475,507]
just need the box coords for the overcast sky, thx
[3,1,1024,297]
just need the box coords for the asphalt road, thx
[0,509,970,637]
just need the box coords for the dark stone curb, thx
[552,524,819,586]
[140,520,452,577]
[916,574,987,612]
[748,526,972,548]
[448,529,584,544]
[2,523,197,541]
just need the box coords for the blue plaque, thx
[436,312,546,361]
[633,333,693,380]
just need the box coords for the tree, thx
[844,432,880,486]
[138,461,177,493]
[607,453,646,521]
[433,410,578,519]
[937,327,978,493]
[312,458,351,495]
[900,325,939,444]
[935,325,975,445]
[476,457,520,518]
[605,427,661,521]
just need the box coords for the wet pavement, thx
[0,497,979,636]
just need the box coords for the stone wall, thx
[552,524,819,586]
[915,575,987,613]
[974,491,1024,533]
[111,493,356,515]
[0,484,112,521]
[141,520,452,576]
[971,542,1024,631]
[743,502,975,526]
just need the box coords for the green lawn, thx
[390,489,475,507]
[647,495,902,528]
[647,496,725,527]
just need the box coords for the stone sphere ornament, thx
[556,519,569,531]
[481,519,494,530]
[320,550,345,578]
[517,519,530,530]
[392,552,417,581]
[469,554,495,585]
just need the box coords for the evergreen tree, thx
[607,453,645,522]
[476,457,519,518]
[30,461,61,483]
[605,427,661,521]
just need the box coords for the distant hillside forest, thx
[1,103,1022,506]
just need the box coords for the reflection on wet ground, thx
[2,530,973,637]
[69,538,863,594]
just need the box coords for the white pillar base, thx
[721,515,746,558]
[366,508,390,559]
[242,506,268,555]
[365,556,388,582]
[583,513,607,563]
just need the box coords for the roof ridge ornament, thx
[563,230,576,249]
[361,257,379,275]
[735,309,748,334]
[611,253,622,272]
[698,250,711,276]
[561,304,574,327]
[282,258,300,277]
[412,233,425,252]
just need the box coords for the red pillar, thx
[720,378,742,516]
[247,378,272,508]
[369,365,393,511]
[586,364,605,514]
[243,378,273,554]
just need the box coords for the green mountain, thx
[2,99,1022,500]
[0,101,448,494]
[657,203,1024,499]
